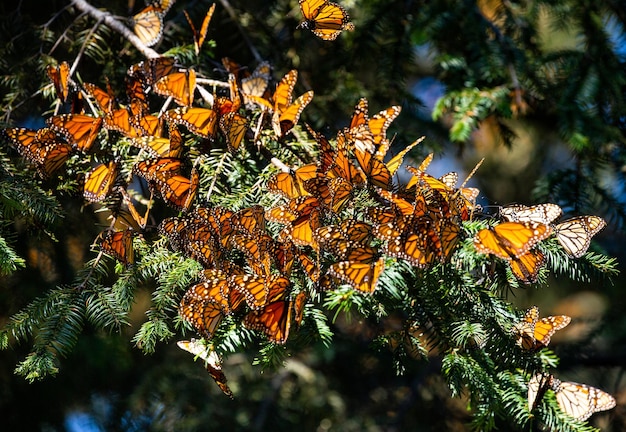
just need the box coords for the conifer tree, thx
[0,0,623,430]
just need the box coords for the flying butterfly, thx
[183,4,215,55]
[514,306,571,350]
[474,221,552,260]
[129,0,176,47]
[84,161,119,203]
[298,0,355,41]
[177,339,234,398]
[46,114,103,152]
[4,127,71,178]
[553,216,606,258]
[99,229,134,265]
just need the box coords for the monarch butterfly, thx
[508,249,546,284]
[164,107,218,138]
[267,164,318,198]
[127,56,176,86]
[154,69,196,106]
[342,99,401,154]
[185,226,223,268]
[177,339,234,398]
[159,170,199,211]
[328,257,385,294]
[554,216,606,258]
[179,279,228,339]
[219,111,248,153]
[326,132,365,184]
[293,291,307,326]
[354,146,392,190]
[130,123,183,158]
[104,108,162,138]
[551,378,616,421]
[527,373,552,413]
[248,70,313,138]
[83,82,117,115]
[244,297,293,344]
[4,127,71,178]
[382,226,433,268]
[125,75,149,118]
[385,137,423,176]
[46,114,103,152]
[298,0,355,41]
[99,229,134,265]
[267,196,322,247]
[241,61,272,106]
[233,205,266,235]
[231,274,290,311]
[315,220,373,244]
[133,157,182,182]
[193,206,236,247]
[46,61,71,103]
[500,203,563,225]
[514,306,571,350]
[183,4,215,55]
[474,221,552,260]
[84,161,119,203]
[130,0,175,47]
[528,373,616,421]
[231,232,273,277]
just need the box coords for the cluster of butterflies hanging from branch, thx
[1,2,614,418]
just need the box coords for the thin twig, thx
[217,0,263,63]
[70,18,103,77]
[69,0,160,58]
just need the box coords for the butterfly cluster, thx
[1,7,614,417]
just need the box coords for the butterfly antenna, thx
[459,157,484,189]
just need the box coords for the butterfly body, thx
[298,0,355,41]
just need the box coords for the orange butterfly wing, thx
[474,221,552,260]
[154,69,196,106]
[84,161,119,203]
[46,114,102,152]
[164,107,218,138]
[99,229,134,265]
